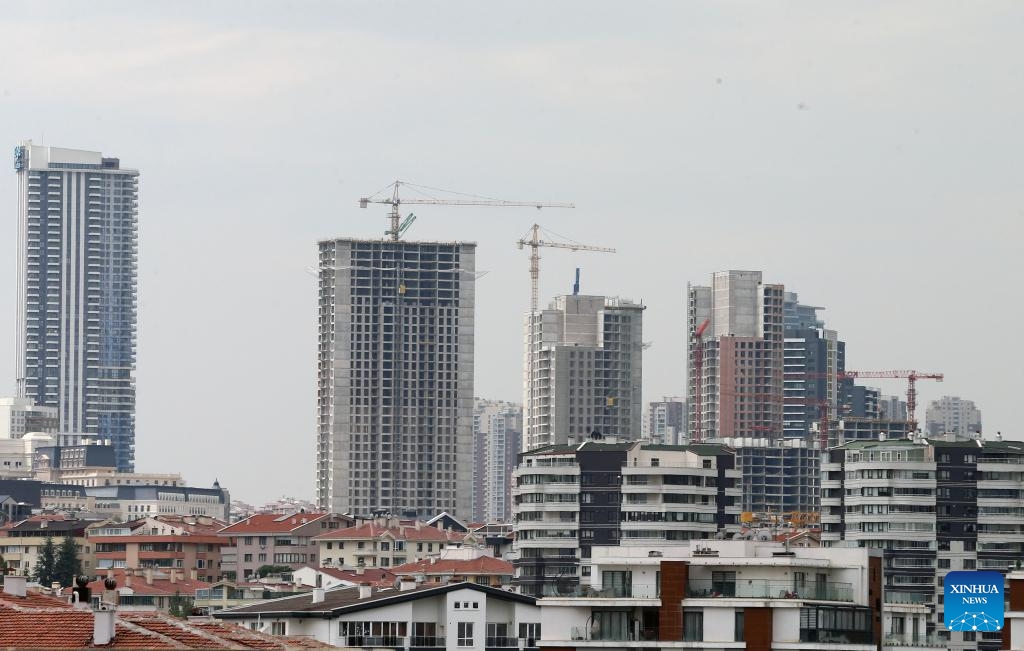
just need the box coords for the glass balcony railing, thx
[539,584,657,598]
[884,591,931,604]
[883,634,946,648]
[686,579,853,602]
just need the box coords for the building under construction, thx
[522,294,644,451]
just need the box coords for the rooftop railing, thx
[686,579,853,602]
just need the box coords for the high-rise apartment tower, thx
[14,143,138,471]
[472,398,522,523]
[523,295,644,450]
[315,239,475,519]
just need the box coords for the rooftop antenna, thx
[572,268,580,295]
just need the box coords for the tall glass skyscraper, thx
[14,143,138,471]
[315,238,475,519]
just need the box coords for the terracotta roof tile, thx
[0,588,334,649]
[391,556,513,576]
[218,512,335,534]
[313,522,467,542]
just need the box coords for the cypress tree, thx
[34,536,56,586]
[54,534,82,588]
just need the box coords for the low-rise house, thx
[292,565,396,590]
[314,517,475,569]
[218,511,353,581]
[215,580,542,649]
[59,568,210,613]
[392,548,513,588]
[0,573,331,649]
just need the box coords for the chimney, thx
[399,577,417,592]
[51,581,62,593]
[311,587,326,604]
[125,574,132,588]
[190,569,197,581]
[3,574,27,598]
[145,568,153,585]
[93,607,116,646]
[356,565,364,576]
[358,582,372,599]
[170,570,177,585]
[415,521,421,531]
[40,519,48,529]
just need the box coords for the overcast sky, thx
[1,1,1022,504]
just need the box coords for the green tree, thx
[168,590,194,618]
[54,534,82,587]
[34,536,56,586]
[256,564,292,578]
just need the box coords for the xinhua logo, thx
[944,570,1004,632]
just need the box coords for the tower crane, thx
[516,224,615,314]
[840,370,943,432]
[691,318,711,443]
[360,180,574,240]
[517,224,614,449]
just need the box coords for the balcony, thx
[882,634,946,649]
[540,584,658,599]
[685,579,853,602]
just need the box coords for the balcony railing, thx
[409,636,445,648]
[485,636,520,648]
[884,591,930,604]
[883,634,946,648]
[539,584,657,599]
[686,579,853,602]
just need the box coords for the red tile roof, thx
[218,512,334,534]
[310,566,396,586]
[313,521,467,542]
[0,590,334,649]
[391,556,513,576]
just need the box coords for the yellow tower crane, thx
[517,224,615,449]
[360,180,575,240]
[516,223,615,314]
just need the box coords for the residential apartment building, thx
[688,271,785,442]
[314,518,473,569]
[0,396,57,438]
[88,516,226,582]
[523,295,644,451]
[643,398,686,446]
[0,515,102,575]
[821,436,1024,651]
[533,541,933,650]
[316,239,476,519]
[218,512,353,581]
[926,396,983,438]
[511,439,740,597]
[15,143,139,472]
[472,399,522,523]
[880,394,909,421]
[715,437,820,514]
[782,294,844,444]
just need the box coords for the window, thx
[734,610,744,641]
[258,553,266,562]
[683,610,703,641]
[458,622,473,646]
[271,622,286,635]
[258,536,267,545]
[519,623,540,643]
[243,537,253,545]
[938,559,951,569]
[380,541,390,551]
[243,554,253,562]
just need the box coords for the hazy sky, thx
[2,2,1022,504]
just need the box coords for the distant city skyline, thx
[1,2,1020,502]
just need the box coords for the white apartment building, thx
[473,399,522,523]
[512,440,740,597]
[0,396,58,439]
[926,396,983,438]
[535,540,937,650]
[821,436,1024,651]
[523,295,644,451]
